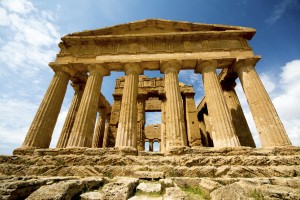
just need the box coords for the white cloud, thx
[145,112,161,126]
[1,0,36,14]
[0,0,63,155]
[0,7,10,26]
[237,59,300,147]
[265,0,298,25]
[0,0,60,74]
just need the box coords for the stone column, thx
[149,140,154,152]
[21,66,73,148]
[184,92,202,147]
[56,83,84,148]
[115,63,143,148]
[161,60,187,150]
[137,97,146,151]
[67,64,110,147]
[160,98,166,153]
[221,79,256,147]
[102,113,111,148]
[91,108,106,148]
[233,59,291,147]
[107,99,121,147]
[203,113,214,147]
[196,60,240,147]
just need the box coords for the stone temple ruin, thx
[1,19,299,199]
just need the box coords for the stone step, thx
[0,164,298,178]
[1,154,299,167]
[1,176,299,200]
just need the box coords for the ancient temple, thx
[16,19,292,154]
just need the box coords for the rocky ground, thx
[0,146,299,199]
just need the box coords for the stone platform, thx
[0,146,300,199]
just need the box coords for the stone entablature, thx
[15,19,292,155]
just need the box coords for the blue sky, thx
[0,0,299,154]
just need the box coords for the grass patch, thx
[135,190,162,197]
[181,186,211,200]
[249,189,264,200]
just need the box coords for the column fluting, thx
[91,109,106,148]
[233,59,291,147]
[196,61,240,147]
[56,83,84,148]
[67,64,110,147]
[161,60,187,150]
[22,67,73,148]
[115,63,143,148]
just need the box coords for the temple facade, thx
[16,19,292,154]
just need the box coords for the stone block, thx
[164,187,189,200]
[136,182,161,193]
[101,177,139,200]
[134,171,165,179]
[80,191,103,200]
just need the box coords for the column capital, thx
[124,62,144,75]
[160,60,181,74]
[71,82,85,92]
[87,64,110,76]
[232,56,261,73]
[195,60,218,74]
[50,63,75,76]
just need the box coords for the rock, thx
[159,178,173,189]
[172,177,202,188]
[80,191,103,200]
[134,171,164,179]
[198,178,222,193]
[26,177,103,200]
[128,196,163,200]
[210,183,247,200]
[136,182,161,193]
[164,187,189,200]
[101,177,139,200]
[0,177,47,200]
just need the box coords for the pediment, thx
[66,19,255,38]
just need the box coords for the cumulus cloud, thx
[0,0,60,74]
[0,0,63,155]
[237,59,300,147]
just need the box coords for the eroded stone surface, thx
[136,182,161,193]
[80,191,103,200]
[26,177,103,200]
[101,177,139,200]
[164,187,189,200]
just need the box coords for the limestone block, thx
[26,177,103,200]
[136,182,162,193]
[80,191,103,200]
[210,183,247,200]
[134,171,165,179]
[159,178,174,189]
[198,179,222,193]
[128,196,163,200]
[164,187,189,200]
[101,177,138,200]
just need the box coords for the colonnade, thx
[19,58,292,152]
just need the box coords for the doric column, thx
[160,98,166,153]
[56,83,84,148]
[203,113,214,147]
[233,58,291,147]
[149,140,154,152]
[137,97,146,151]
[107,98,121,147]
[183,92,202,147]
[221,79,256,147]
[196,60,240,147]
[161,60,187,150]
[67,64,110,147]
[115,63,143,148]
[102,113,111,148]
[91,108,106,148]
[22,66,73,148]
